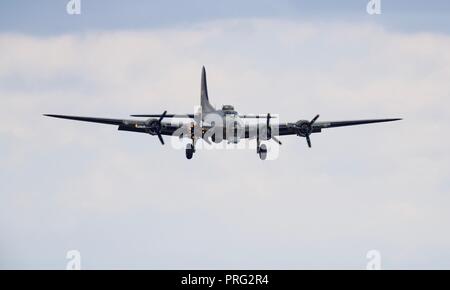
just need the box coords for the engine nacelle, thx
[146,119,161,135]
[295,120,321,136]
[295,120,310,136]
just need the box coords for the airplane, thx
[44,66,401,160]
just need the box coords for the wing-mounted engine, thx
[293,114,321,148]
[143,111,167,145]
[294,120,321,136]
[146,119,161,135]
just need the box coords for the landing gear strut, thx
[185,122,198,160]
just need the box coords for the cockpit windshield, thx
[222,105,237,115]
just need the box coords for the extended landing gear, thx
[256,137,268,160]
[258,144,268,160]
[185,123,198,160]
[185,143,195,160]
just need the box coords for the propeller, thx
[297,114,319,148]
[265,113,282,145]
[157,110,167,145]
[146,110,167,145]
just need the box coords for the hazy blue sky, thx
[1,1,450,269]
[1,0,450,34]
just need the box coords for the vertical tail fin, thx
[201,66,215,114]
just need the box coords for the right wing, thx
[43,114,184,136]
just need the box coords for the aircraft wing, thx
[277,118,401,136]
[43,114,183,136]
[313,118,402,129]
[44,114,131,125]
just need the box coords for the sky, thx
[1,1,450,269]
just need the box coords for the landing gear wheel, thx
[186,143,194,160]
[258,144,267,160]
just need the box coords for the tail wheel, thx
[186,144,194,160]
[258,144,267,160]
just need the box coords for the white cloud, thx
[1,19,450,269]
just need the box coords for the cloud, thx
[1,19,450,269]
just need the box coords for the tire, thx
[186,144,194,160]
[259,144,267,160]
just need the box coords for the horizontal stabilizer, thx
[130,114,195,118]
[239,115,278,119]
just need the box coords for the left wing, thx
[314,118,402,129]
[278,118,402,136]
[240,117,401,148]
